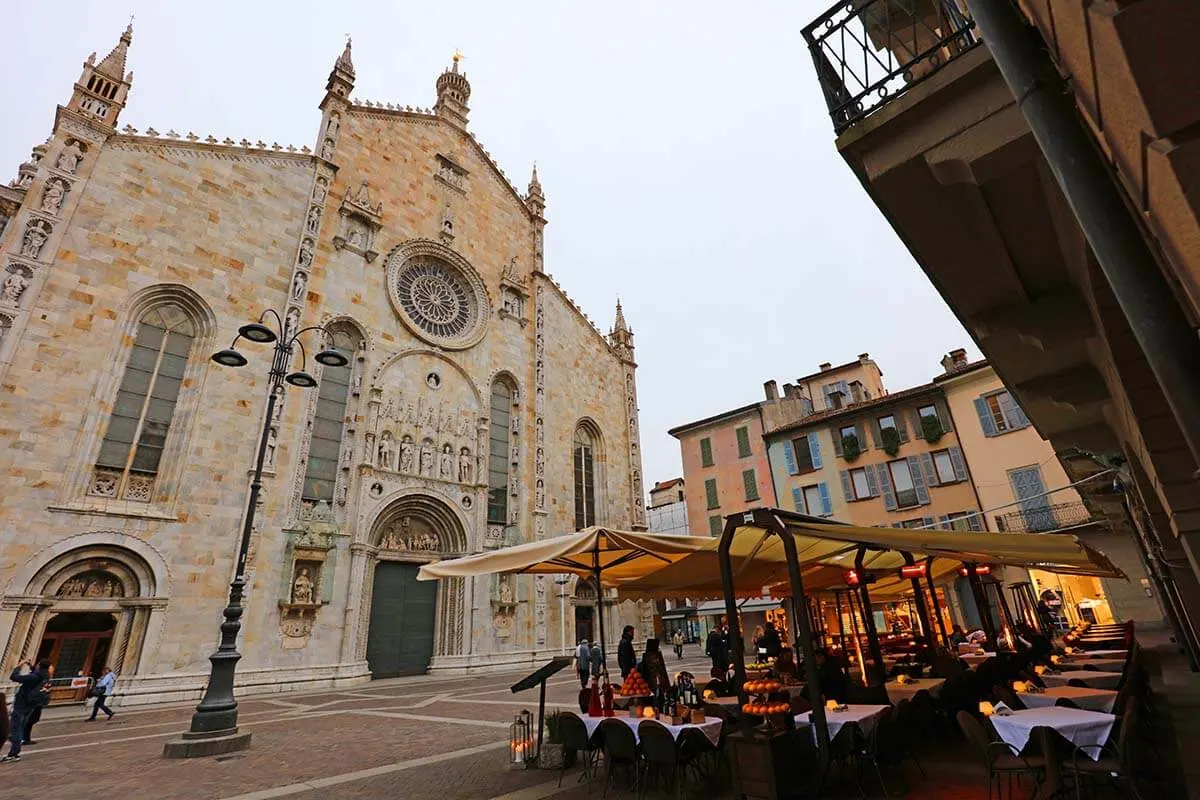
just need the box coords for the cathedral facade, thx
[0,28,649,705]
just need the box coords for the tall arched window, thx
[573,425,598,530]
[92,304,196,502]
[488,380,514,524]
[302,326,361,503]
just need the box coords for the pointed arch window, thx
[91,304,196,502]
[488,380,514,524]
[302,327,361,503]
[574,425,598,530]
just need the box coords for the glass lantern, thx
[509,710,534,767]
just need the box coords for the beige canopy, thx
[616,510,1125,599]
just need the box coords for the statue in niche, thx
[404,401,418,426]
[326,114,339,139]
[298,238,314,269]
[399,435,414,473]
[3,272,30,305]
[458,447,473,483]
[336,482,347,505]
[41,180,66,214]
[535,418,544,445]
[535,479,545,509]
[313,178,328,205]
[292,567,315,604]
[284,307,300,341]
[306,205,321,235]
[57,141,83,173]
[456,413,472,439]
[264,426,278,469]
[347,224,364,249]
[419,441,434,476]
[321,139,335,160]
[21,221,50,259]
[503,256,518,282]
[341,443,353,467]
[351,365,362,395]
[439,444,454,479]
[499,574,515,605]
[291,271,307,301]
[378,432,395,470]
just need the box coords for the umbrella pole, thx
[925,557,950,647]
[594,548,607,674]
[965,563,998,648]
[775,518,830,754]
[854,548,888,686]
[834,591,849,679]
[902,552,938,658]
[717,517,745,702]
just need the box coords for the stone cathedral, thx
[0,28,651,704]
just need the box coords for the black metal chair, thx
[599,718,640,798]
[1070,697,1148,800]
[992,684,1027,711]
[957,710,1046,800]
[637,720,680,799]
[1067,678,1091,688]
[559,712,601,792]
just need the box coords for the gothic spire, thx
[95,23,133,80]
[335,37,356,78]
[434,51,471,127]
[613,299,630,334]
[526,163,545,216]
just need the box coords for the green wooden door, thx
[366,562,437,678]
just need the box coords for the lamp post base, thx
[162,727,253,759]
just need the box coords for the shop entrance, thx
[574,606,594,645]
[366,562,436,678]
[36,612,115,703]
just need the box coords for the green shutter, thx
[705,478,719,509]
[736,426,751,458]
[700,437,713,467]
[709,515,723,536]
[742,469,759,501]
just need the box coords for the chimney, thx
[819,362,832,372]
[764,380,779,401]
[858,353,870,362]
[782,383,797,399]
[940,348,969,374]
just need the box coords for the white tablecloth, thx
[989,707,1115,760]
[1017,685,1118,713]
[1042,670,1122,690]
[576,713,723,747]
[961,652,997,667]
[795,704,889,742]
[885,678,945,704]
[1069,649,1128,658]
[1062,657,1125,672]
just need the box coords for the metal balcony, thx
[994,502,1095,533]
[803,0,980,133]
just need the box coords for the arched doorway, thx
[365,494,467,677]
[573,576,598,645]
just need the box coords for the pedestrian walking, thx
[617,626,636,678]
[87,666,116,721]
[672,629,684,660]
[705,626,727,674]
[20,665,53,746]
[588,641,604,679]
[2,659,50,763]
[575,640,591,688]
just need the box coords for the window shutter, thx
[864,466,879,497]
[736,426,752,457]
[967,512,984,532]
[742,469,759,501]
[937,399,953,432]
[838,380,849,398]
[801,397,814,415]
[832,428,844,457]
[974,397,998,437]
[876,464,897,510]
[895,411,910,442]
[783,441,799,475]
[839,469,854,502]
[792,487,806,514]
[856,423,869,451]
[709,515,723,536]
[949,446,968,481]
[922,516,935,528]
[869,419,882,448]
[1010,397,1032,429]
[705,478,719,509]
[919,452,938,487]
[937,514,951,530]
[700,437,714,465]
[808,435,823,470]
[818,483,833,517]
[907,455,930,505]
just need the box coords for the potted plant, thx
[841,434,861,462]
[539,709,571,769]
[921,414,944,443]
[881,426,902,456]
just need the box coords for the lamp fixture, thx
[285,371,318,388]
[238,322,277,343]
[211,348,248,368]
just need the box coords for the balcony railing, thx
[803,0,980,133]
[994,502,1095,533]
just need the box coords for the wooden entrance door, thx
[366,562,437,678]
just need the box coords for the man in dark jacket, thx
[706,627,728,674]
[2,659,50,762]
[760,622,782,660]
[617,626,637,678]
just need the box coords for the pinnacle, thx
[95,23,133,79]
[335,38,355,77]
[528,163,543,197]
[613,299,630,334]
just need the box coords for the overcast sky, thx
[2,1,977,505]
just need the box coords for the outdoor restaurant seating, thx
[957,710,1047,799]
[1069,697,1147,800]
[558,712,601,790]
[637,720,682,797]
[599,717,641,798]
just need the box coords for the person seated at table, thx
[639,638,671,695]
[1017,623,1052,663]
[774,647,798,681]
[703,666,729,698]
[760,622,782,660]
[966,629,988,645]
[811,648,848,704]
[949,625,968,648]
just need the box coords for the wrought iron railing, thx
[803,0,980,133]
[994,502,1094,533]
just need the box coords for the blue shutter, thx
[782,441,798,475]
[967,512,984,532]
[818,483,833,517]
[1010,397,1031,429]
[974,397,999,437]
[791,487,806,514]
[919,452,938,487]
[949,446,968,481]
[922,516,935,529]
[839,470,854,502]
[808,435,823,470]
[908,455,930,505]
[876,464,897,510]
[838,380,849,398]
[801,397,813,415]
[864,466,879,497]
[937,514,951,530]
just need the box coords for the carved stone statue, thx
[313,179,328,205]
[439,444,454,479]
[292,567,315,605]
[298,238,314,268]
[499,574,515,605]
[291,271,307,300]
[399,436,414,473]
[535,479,545,509]
[307,205,321,234]
[419,441,434,476]
[458,447,473,483]
[321,139,335,159]
[264,426,277,469]
[21,221,50,259]
[41,180,66,214]
[326,114,339,138]
[378,433,394,470]
[285,307,300,341]
[57,141,84,173]
[2,273,30,305]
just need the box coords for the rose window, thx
[387,248,489,349]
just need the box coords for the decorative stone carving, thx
[21,219,51,260]
[57,570,124,598]
[41,178,68,215]
[56,140,84,173]
[321,138,335,160]
[279,609,317,645]
[313,177,329,205]
[439,443,454,479]
[534,575,547,645]
[435,155,466,192]
[284,307,300,341]
[299,238,314,269]
[379,515,441,552]
[333,179,382,262]
[87,467,154,503]
[458,447,473,483]
[306,205,321,235]
[419,440,434,476]
[291,271,307,301]
[378,431,395,470]
[2,266,32,306]
[291,565,316,604]
[398,435,414,473]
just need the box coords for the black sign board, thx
[510,655,573,694]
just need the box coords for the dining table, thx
[988,706,1116,759]
[1041,670,1122,690]
[1016,685,1119,713]
[1066,648,1128,659]
[794,704,889,742]
[884,677,945,704]
[1061,657,1125,672]
[960,652,997,667]
[576,712,724,747]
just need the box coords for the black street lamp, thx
[163,309,348,759]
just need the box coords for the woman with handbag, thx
[87,666,116,721]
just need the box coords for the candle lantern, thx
[509,709,534,767]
